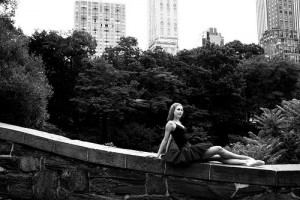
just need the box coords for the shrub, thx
[226,99,300,164]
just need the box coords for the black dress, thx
[162,123,213,165]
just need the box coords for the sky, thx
[14,0,258,51]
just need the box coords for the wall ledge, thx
[0,122,299,187]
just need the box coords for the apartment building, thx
[201,27,224,47]
[74,0,126,56]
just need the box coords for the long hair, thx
[167,103,182,121]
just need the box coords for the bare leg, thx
[202,146,253,160]
[204,155,249,165]
[202,146,265,166]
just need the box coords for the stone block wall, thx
[0,122,300,200]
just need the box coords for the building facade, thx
[74,0,126,56]
[256,0,300,62]
[147,0,178,55]
[201,27,224,47]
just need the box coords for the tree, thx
[0,0,52,129]
[240,56,300,119]
[102,36,141,70]
[71,58,143,142]
[225,40,264,59]
[28,30,96,129]
[143,47,175,69]
[175,43,247,145]
[0,0,17,23]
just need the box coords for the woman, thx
[157,103,265,167]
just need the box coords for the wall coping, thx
[0,122,299,187]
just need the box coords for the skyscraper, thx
[147,0,178,55]
[256,0,300,62]
[74,0,126,56]
[201,27,224,47]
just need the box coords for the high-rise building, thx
[147,0,178,55]
[294,0,300,40]
[201,27,224,47]
[256,0,300,62]
[256,0,268,43]
[74,0,126,56]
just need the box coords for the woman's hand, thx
[157,153,164,159]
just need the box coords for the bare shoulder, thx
[165,121,176,131]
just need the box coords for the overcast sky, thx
[14,0,258,51]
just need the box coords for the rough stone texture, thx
[44,156,81,171]
[0,174,8,196]
[233,185,267,199]
[168,176,233,199]
[165,162,210,180]
[0,122,300,200]
[146,174,166,195]
[7,173,33,199]
[0,140,12,155]
[60,169,88,192]
[20,157,39,172]
[89,167,146,195]
[124,195,171,200]
[209,164,276,186]
[276,165,300,186]
[33,170,59,200]
[293,188,300,197]
[69,193,124,200]
[0,156,20,171]
[254,193,299,200]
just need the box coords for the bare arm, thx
[157,121,175,158]
[165,134,173,153]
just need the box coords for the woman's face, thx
[174,105,183,119]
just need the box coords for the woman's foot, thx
[246,159,265,167]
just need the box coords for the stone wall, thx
[0,122,299,200]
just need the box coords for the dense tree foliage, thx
[174,43,248,144]
[0,0,52,129]
[102,36,140,69]
[225,40,264,59]
[28,30,97,129]
[69,38,300,150]
[71,58,143,142]
[71,39,185,150]
[240,56,300,120]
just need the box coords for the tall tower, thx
[294,0,300,40]
[147,0,178,55]
[256,0,268,43]
[74,0,126,56]
[256,0,300,62]
[201,28,224,47]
